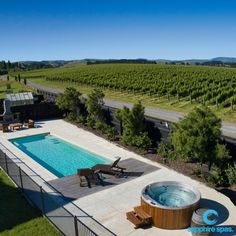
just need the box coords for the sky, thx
[0,0,236,61]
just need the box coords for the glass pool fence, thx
[0,144,116,236]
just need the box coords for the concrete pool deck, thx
[1,119,236,236]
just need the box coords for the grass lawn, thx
[0,78,34,99]
[0,169,61,236]
[30,77,236,123]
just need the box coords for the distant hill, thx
[156,57,236,67]
[211,57,236,63]
[79,57,236,66]
[18,60,73,69]
[4,57,236,72]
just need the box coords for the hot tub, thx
[141,181,201,229]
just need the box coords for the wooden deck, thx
[48,158,159,200]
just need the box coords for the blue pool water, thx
[147,184,197,208]
[10,133,110,178]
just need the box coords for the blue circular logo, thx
[202,209,218,225]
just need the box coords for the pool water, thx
[10,133,110,178]
[147,184,197,208]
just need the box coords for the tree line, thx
[56,87,236,187]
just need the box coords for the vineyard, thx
[13,64,236,109]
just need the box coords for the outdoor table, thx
[9,123,23,131]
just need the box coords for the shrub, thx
[87,116,95,128]
[211,168,226,186]
[192,169,202,178]
[86,89,105,124]
[6,83,11,90]
[133,133,152,150]
[157,141,170,159]
[67,112,77,121]
[116,101,152,150]
[95,121,107,132]
[56,87,82,117]
[105,126,118,141]
[215,143,231,169]
[76,115,87,125]
[157,141,178,160]
[94,121,118,141]
[170,106,231,170]
[18,89,27,93]
[225,164,236,185]
[122,132,152,150]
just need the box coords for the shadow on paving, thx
[216,188,236,206]
[48,158,160,200]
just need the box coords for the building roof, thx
[6,92,33,102]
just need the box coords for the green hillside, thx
[11,63,236,122]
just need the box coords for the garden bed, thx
[68,119,236,206]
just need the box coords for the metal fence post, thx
[19,167,24,191]
[74,216,79,236]
[4,153,9,174]
[40,186,45,214]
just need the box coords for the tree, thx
[86,89,105,126]
[170,106,226,170]
[7,61,11,71]
[215,143,231,169]
[56,87,82,118]
[6,83,11,90]
[116,101,152,150]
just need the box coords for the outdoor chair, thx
[24,119,35,128]
[77,168,104,188]
[92,157,126,177]
[0,123,9,132]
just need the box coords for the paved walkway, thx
[27,80,236,137]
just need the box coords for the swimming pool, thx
[10,133,110,178]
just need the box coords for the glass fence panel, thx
[7,158,21,187]
[43,190,76,236]
[0,150,7,172]
[0,149,115,236]
[21,170,42,210]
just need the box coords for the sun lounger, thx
[77,168,104,188]
[92,157,126,177]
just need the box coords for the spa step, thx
[126,210,152,229]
